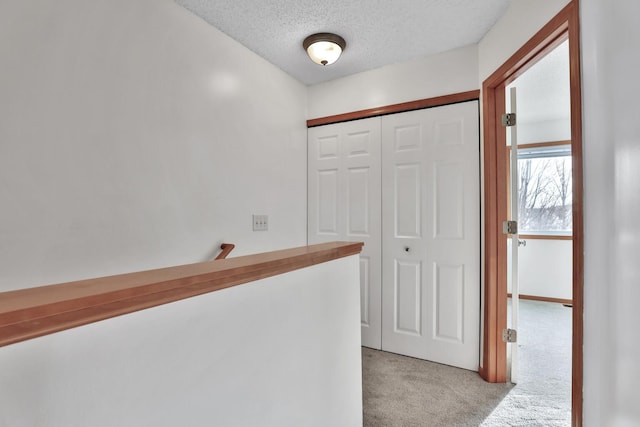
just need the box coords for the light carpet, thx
[362,300,572,426]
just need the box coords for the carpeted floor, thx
[362,300,572,426]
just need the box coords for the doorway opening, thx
[481,1,583,426]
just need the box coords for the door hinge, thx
[502,328,517,343]
[502,220,518,235]
[502,113,516,127]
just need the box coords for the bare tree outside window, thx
[517,150,572,234]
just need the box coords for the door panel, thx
[308,117,382,349]
[395,259,422,336]
[359,257,371,327]
[394,124,423,151]
[434,161,464,239]
[434,262,464,342]
[316,169,339,235]
[395,164,422,238]
[347,167,370,235]
[382,101,480,370]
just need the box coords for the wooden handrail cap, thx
[0,242,363,347]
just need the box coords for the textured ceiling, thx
[175,0,513,85]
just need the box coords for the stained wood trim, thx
[481,2,583,425]
[568,2,584,425]
[0,242,363,348]
[519,234,573,241]
[214,243,235,260]
[486,18,569,90]
[482,81,508,383]
[482,2,575,381]
[306,90,480,127]
[515,140,572,150]
[508,293,573,306]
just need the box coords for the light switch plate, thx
[253,215,268,231]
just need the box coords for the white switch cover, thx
[253,215,268,231]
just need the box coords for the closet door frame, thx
[307,90,480,359]
[307,91,480,128]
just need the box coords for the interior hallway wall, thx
[0,0,308,292]
[0,256,363,427]
[581,0,640,425]
[307,45,479,119]
[478,0,572,81]
[481,0,640,424]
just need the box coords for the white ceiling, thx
[175,0,514,85]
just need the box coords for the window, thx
[516,144,572,235]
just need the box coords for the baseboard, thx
[507,293,573,306]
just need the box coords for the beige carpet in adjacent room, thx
[362,300,572,426]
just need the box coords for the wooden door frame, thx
[479,1,583,426]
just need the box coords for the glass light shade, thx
[303,33,346,66]
[306,41,342,65]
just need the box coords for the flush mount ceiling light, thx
[303,33,346,66]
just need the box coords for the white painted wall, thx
[517,118,571,144]
[581,0,640,425]
[485,0,640,423]
[507,239,572,300]
[307,45,479,119]
[478,0,571,82]
[0,255,363,427]
[0,0,308,292]
[3,0,638,424]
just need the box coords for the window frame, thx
[507,140,573,238]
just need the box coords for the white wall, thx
[0,0,308,292]
[4,0,639,424]
[307,45,479,119]
[581,0,640,425]
[508,239,572,300]
[517,118,572,144]
[0,255,363,427]
[478,0,571,82]
[488,0,640,424]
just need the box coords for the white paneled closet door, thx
[381,101,480,370]
[307,117,382,349]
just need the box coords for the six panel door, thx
[381,101,480,370]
